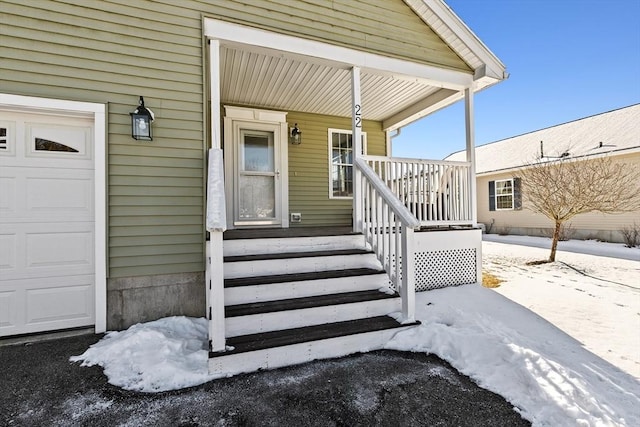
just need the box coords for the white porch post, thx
[464,87,477,226]
[464,87,482,284]
[208,39,226,353]
[401,227,416,323]
[352,66,363,232]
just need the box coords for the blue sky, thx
[392,0,640,160]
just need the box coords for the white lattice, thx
[414,249,477,291]
[386,248,477,292]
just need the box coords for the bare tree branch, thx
[518,155,640,261]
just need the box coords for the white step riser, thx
[225,275,391,305]
[224,254,381,279]
[223,235,367,257]
[225,299,401,337]
[209,326,410,378]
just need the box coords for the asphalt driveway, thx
[1,333,529,426]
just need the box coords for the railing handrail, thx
[361,154,471,168]
[355,158,420,229]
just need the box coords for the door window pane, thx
[239,175,275,219]
[243,133,274,172]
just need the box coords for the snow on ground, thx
[482,238,640,379]
[483,234,640,261]
[71,239,640,426]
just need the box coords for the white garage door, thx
[0,110,95,336]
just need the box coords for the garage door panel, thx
[0,233,16,270]
[0,223,93,280]
[27,230,93,269]
[0,176,16,214]
[0,168,93,221]
[26,278,94,326]
[27,176,93,215]
[0,289,18,329]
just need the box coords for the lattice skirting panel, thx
[414,248,477,291]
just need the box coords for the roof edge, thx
[404,0,507,81]
[476,145,640,177]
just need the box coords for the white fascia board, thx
[204,18,472,91]
[409,0,507,81]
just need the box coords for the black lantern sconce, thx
[289,123,302,145]
[130,96,154,141]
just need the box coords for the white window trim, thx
[494,178,514,211]
[328,128,367,200]
[0,93,107,333]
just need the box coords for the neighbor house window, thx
[489,178,522,211]
[329,129,366,198]
[495,179,514,210]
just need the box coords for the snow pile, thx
[386,286,640,426]
[70,316,214,392]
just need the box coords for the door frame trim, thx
[0,93,107,334]
[223,106,289,229]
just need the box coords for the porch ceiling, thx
[220,45,458,129]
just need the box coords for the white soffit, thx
[220,45,441,122]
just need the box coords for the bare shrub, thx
[497,226,511,236]
[620,223,640,248]
[542,223,575,241]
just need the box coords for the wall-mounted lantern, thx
[130,96,154,141]
[289,123,302,145]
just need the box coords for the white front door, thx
[0,111,96,336]
[224,107,288,229]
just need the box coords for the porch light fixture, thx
[130,96,154,141]
[289,123,302,145]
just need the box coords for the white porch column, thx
[210,39,222,150]
[464,87,477,226]
[352,66,363,232]
[464,87,482,284]
[208,39,226,353]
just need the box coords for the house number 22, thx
[354,104,362,128]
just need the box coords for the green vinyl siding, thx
[1,0,467,279]
[287,112,385,227]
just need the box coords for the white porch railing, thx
[354,158,420,323]
[361,155,473,227]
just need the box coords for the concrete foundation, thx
[107,272,205,330]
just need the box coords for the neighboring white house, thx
[447,104,640,243]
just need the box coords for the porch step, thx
[224,268,389,305]
[225,289,400,337]
[224,267,384,288]
[214,315,416,356]
[223,232,366,257]
[223,248,380,279]
[209,316,419,377]
[226,289,395,317]
[223,248,371,263]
